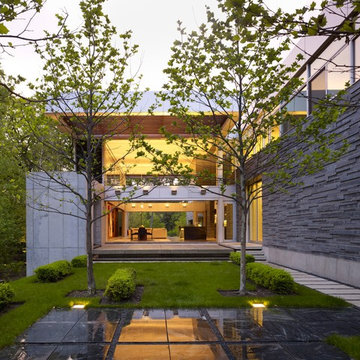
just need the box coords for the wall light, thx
[165,203,170,208]
[182,202,187,208]
[148,204,153,208]
[140,204,144,209]
[131,203,136,208]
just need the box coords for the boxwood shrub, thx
[0,283,15,310]
[105,268,136,301]
[34,260,73,282]
[246,263,295,294]
[71,255,87,268]
[230,252,255,265]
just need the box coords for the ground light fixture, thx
[72,304,85,309]
[251,303,265,308]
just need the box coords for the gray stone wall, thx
[263,81,360,264]
[26,172,87,275]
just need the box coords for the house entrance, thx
[106,200,218,243]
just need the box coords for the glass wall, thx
[224,203,233,240]
[248,180,262,243]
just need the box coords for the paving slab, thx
[1,307,359,359]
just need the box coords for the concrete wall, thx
[26,172,86,275]
[263,81,360,287]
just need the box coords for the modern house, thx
[26,6,360,288]
[26,98,240,275]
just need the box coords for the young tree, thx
[20,0,143,294]
[146,0,347,294]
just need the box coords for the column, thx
[216,198,224,243]
[123,211,129,237]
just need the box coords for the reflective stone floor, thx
[1,307,360,359]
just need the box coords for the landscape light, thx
[251,303,265,308]
[72,304,85,309]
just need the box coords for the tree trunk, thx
[86,205,96,295]
[237,168,247,295]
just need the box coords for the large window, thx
[309,69,326,113]
[327,45,351,95]
[248,180,262,243]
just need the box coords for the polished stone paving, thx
[1,307,360,359]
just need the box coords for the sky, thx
[1,0,312,95]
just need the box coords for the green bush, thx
[105,268,136,301]
[34,260,72,282]
[71,255,87,268]
[0,262,25,280]
[246,263,295,294]
[0,283,15,310]
[230,252,255,265]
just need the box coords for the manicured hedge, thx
[0,283,15,310]
[246,263,295,294]
[34,260,73,282]
[71,255,87,268]
[105,268,136,301]
[230,252,255,265]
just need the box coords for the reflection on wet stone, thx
[170,344,228,360]
[1,307,360,360]
[228,343,291,360]
[166,310,217,342]
[113,345,170,360]
[48,344,109,360]
[118,310,168,342]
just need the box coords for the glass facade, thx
[285,36,359,116]
[248,180,262,243]
[309,69,326,113]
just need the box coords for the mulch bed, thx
[218,287,275,297]
[67,285,144,305]
[0,302,25,316]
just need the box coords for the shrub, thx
[0,283,15,310]
[105,268,136,301]
[34,260,72,282]
[246,263,295,294]
[71,255,87,268]
[0,262,25,280]
[230,252,255,265]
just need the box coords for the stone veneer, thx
[262,81,360,287]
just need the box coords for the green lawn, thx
[0,261,348,349]
[327,334,360,360]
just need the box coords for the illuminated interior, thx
[106,200,218,242]
[248,180,263,243]
[104,139,217,185]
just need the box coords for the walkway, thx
[1,307,360,359]
[269,263,360,308]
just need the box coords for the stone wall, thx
[263,81,360,286]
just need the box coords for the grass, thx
[0,261,348,349]
[327,334,360,360]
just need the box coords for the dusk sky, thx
[1,0,311,94]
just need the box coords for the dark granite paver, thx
[1,307,359,359]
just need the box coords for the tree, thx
[20,0,142,294]
[144,0,347,294]
[0,0,68,98]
